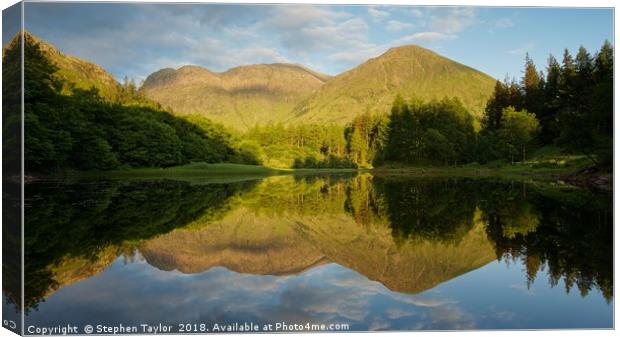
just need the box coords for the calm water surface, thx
[3,174,613,331]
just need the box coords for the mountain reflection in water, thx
[4,174,613,330]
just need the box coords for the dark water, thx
[3,174,613,332]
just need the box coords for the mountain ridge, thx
[141,44,496,129]
[12,32,496,131]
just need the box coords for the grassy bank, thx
[373,147,593,180]
[51,163,284,180]
[47,147,595,183]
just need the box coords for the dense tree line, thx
[480,42,613,165]
[341,97,476,167]
[244,123,356,168]
[5,34,259,173]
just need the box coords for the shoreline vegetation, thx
[42,151,608,191]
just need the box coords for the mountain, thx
[290,45,496,124]
[141,45,496,130]
[19,32,124,101]
[140,63,330,130]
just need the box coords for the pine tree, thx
[522,53,542,115]
[483,80,510,130]
[592,40,613,135]
[574,46,594,113]
[540,55,562,143]
[558,48,577,112]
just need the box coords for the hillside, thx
[19,32,125,101]
[291,45,496,124]
[140,63,330,130]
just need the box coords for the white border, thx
[0,1,617,337]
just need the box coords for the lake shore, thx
[41,159,611,189]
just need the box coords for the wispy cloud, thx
[386,20,415,32]
[368,6,390,22]
[395,31,455,44]
[410,8,424,18]
[429,7,477,35]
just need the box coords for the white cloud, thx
[327,44,386,64]
[386,20,415,32]
[429,7,477,34]
[385,307,416,319]
[394,31,455,44]
[261,5,351,30]
[398,296,457,308]
[410,9,424,18]
[368,6,390,22]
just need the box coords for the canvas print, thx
[1,1,614,334]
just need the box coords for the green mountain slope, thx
[140,63,330,130]
[20,32,125,101]
[291,45,496,124]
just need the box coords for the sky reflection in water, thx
[26,253,612,330]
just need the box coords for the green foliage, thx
[380,96,476,166]
[345,111,389,167]
[2,33,23,176]
[498,107,540,164]
[480,41,613,167]
[245,123,351,168]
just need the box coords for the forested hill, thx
[140,63,331,130]
[11,32,126,102]
[291,45,496,125]
[141,45,496,130]
[2,32,259,173]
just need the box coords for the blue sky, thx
[14,3,614,83]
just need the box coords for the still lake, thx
[5,173,613,331]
